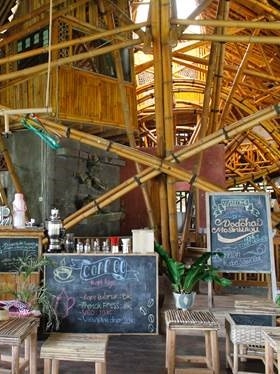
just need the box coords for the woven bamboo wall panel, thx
[57,66,137,129]
[0,73,50,110]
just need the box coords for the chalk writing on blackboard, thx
[207,193,271,273]
[0,238,39,272]
[45,254,158,334]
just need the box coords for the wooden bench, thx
[40,333,108,374]
[0,317,39,374]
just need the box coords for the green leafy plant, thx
[155,242,231,294]
[0,255,59,331]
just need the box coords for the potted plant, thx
[155,242,231,309]
[0,255,59,331]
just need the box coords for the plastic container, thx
[12,193,27,228]
[132,229,154,253]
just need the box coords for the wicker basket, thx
[227,313,276,346]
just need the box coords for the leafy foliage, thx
[0,255,59,331]
[155,242,231,294]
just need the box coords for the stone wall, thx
[3,131,122,236]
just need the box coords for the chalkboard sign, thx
[0,237,40,272]
[44,254,158,334]
[206,192,274,273]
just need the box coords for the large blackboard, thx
[206,192,273,273]
[0,237,40,272]
[44,254,158,334]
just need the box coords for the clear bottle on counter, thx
[93,238,100,252]
[84,238,91,253]
[102,239,110,253]
[76,239,84,254]
[65,233,75,253]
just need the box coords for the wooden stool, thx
[0,317,39,374]
[263,329,280,374]
[165,309,220,374]
[40,333,108,374]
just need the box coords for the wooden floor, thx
[1,282,272,373]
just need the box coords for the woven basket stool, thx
[263,329,280,374]
[165,309,220,374]
[40,333,108,374]
[225,313,277,374]
[0,317,39,374]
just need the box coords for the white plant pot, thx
[173,292,196,310]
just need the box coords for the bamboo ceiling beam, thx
[172,18,280,30]
[176,0,215,37]
[2,104,279,228]
[0,0,90,48]
[226,161,280,188]
[38,105,280,185]
[220,29,260,126]
[0,38,140,83]
[21,110,280,228]
[0,0,66,34]
[172,51,280,83]
[225,133,249,157]
[209,0,229,134]
[0,22,147,66]
[180,34,280,44]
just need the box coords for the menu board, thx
[0,237,40,272]
[206,192,274,273]
[44,253,158,334]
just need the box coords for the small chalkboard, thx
[0,237,40,272]
[230,313,274,327]
[44,254,158,334]
[206,192,273,273]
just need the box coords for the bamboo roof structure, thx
[1,0,280,257]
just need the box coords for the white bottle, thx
[12,193,27,228]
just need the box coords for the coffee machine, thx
[46,208,64,252]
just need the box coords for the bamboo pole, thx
[0,0,67,34]
[0,139,25,197]
[0,38,140,83]
[162,0,178,258]
[208,0,229,134]
[180,34,280,44]
[0,22,148,67]
[104,10,156,236]
[172,18,280,30]
[226,161,280,188]
[176,0,215,37]
[220,29,260,126]
[3,104,279,230]
[4,103,279,182]
[150,0,170,250]
[0,0,90,48]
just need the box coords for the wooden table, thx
[0,317,39,374]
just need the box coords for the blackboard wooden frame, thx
[0,230,43,272]
[206,192,277,303]
[44,253,158,334]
